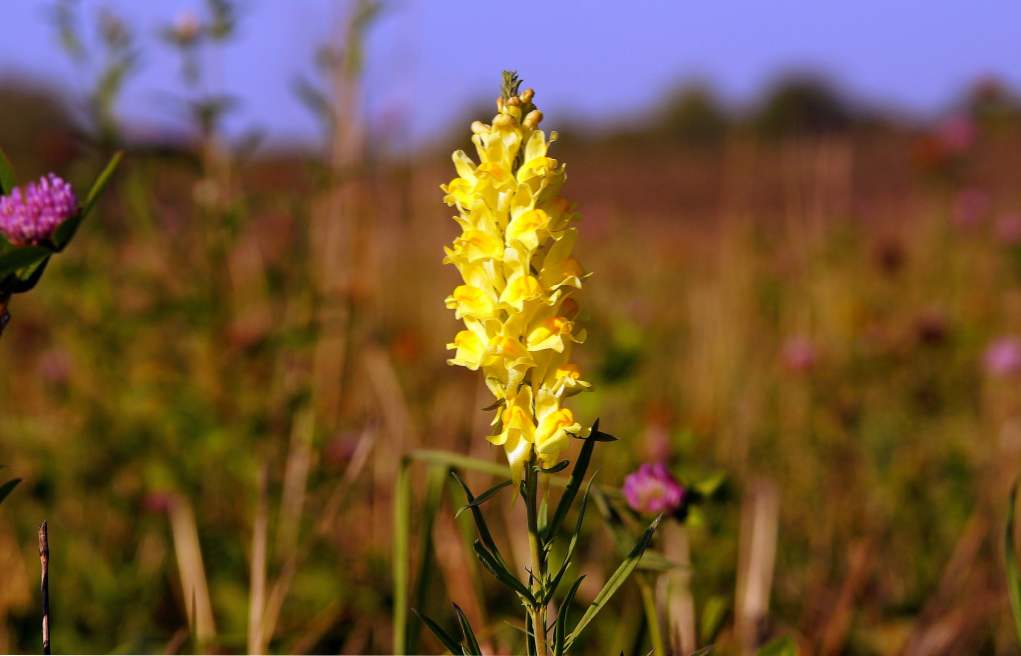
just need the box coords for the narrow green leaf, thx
[51,151,122,251]
[450,470,505,566]
[544,477,594,604]
[393,459,412,654]
[570,419,618,442]
[545,419,600,543]
[473,539,536,604]
[407,465,448,653]
[700,595,729,645]
[412,609,463,655]
[757,635,797,656]
[0,148,14,195]
[452,603,482,656]
[538,460,570,474]
[81,151,124,219]
[693,471,727,498]
[0,247,51,281]
[4,256,50,295]
[0,478,20,505]
[1006,479,1021,644]
[455,478,512,519]
[411,449,509,479]
[566,515,663,648]
[553,576,585,656]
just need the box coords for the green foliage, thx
[757,635,798,656]
[1005,481,1021,643]
[0,477,20,505]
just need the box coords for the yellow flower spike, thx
[443,73,593,476]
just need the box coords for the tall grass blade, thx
[407,465,448,653]
[393,459,412,654]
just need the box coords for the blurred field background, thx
[3,1,1021,654]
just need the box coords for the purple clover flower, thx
[623,463,685,515]
[983,337,1021,377]
[781,335,817,373]
[0,173,77,246]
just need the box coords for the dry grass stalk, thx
[735,478,780,654]
[168,498,216,646]
[659,521,696,655]
[247,466,269,655]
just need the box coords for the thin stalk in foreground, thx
[526,458,548,655]
[636,573,665,656]
[39,521,50,655]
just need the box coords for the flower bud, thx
[523,109,544,129]
[520,88,535,104]
[492,114,515,129]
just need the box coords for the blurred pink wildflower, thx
[984,337,1021,377]
[995,213,1021,245]
[0,173,77,246]
[781,335,818,373]
[623,463,685,515]
[953,188,990,227]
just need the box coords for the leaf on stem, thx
[552,576,584,656]
[450,470,505,566]
[452,603,482,656]
[544,419,599,543]
[455,479,512,519]
[412,608,463,655]
[53,150,124,251]
[473,539,536,605]
[544,477,594,604]
[565,515,663,648]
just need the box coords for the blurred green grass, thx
[2,74,1021,653]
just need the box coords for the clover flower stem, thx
[637,573,666,656]
[0,294,9,338]
[525,457,548,655]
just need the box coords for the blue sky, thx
[1,1,1019,148]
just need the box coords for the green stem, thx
[526,456,548,656]
[637,573,666,656]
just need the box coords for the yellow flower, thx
[442,77,594,478]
